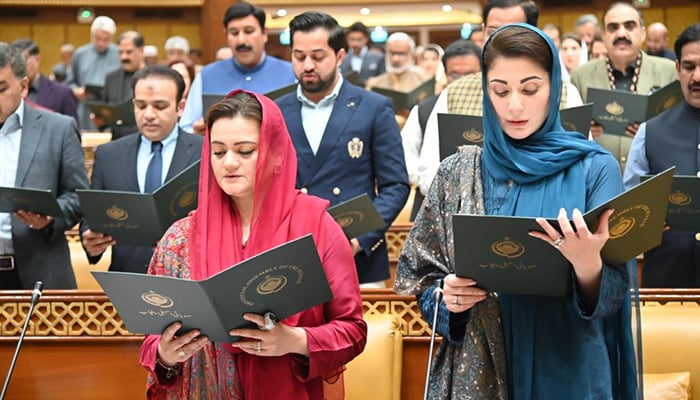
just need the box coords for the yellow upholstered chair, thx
[345,313,403,400]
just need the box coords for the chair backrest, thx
[345,313,403,400]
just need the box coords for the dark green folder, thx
[0,187,63,217]
[343,71,361,86]
[84,84,104,99]
[85,98,136,127]
[202,93,225,114]
[437,113,483,160]
[92,234,332,343]
[372,78,435,111]
[264,82,298,100]
[437,105,593,160]
[588,80,682,136]
[641,175,700,231]
[78,160,200,246]
[560,103,594,134]
[452,167,674,296]
[327,193,385,238]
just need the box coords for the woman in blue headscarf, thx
[394,23,638,399]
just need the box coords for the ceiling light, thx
[360,8,371,16]
[276,9,287,17]
[442,4,453,12]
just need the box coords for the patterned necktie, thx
[144,141,163,193]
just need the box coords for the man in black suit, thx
[11,38,78,123]
[97,30,145,139]
[339,22,385,86]
[0,42,88,289]
[81,65,202,273]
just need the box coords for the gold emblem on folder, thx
[257,275,288,295]
[462,128,484,144]
[605,101,624,116]
[348,137,363,159]
[609,216,636,239]
[669,191,692,206]
[106,205,128,221]
[141,291,174,308]
[178,190,196,208]
[491,237,525,258]
[334,211,364,228]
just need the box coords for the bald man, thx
[646,22,676,60]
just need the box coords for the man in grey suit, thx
[0,43,89,289]
[339,22,385,86]
[81,65,202,273]
[570,2,677,171]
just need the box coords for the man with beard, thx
[570,2,677,172]
[276,11,409,287]
[339,22,385,86]
[98,30,145,139]
[67,16,120,130]
[623,22,700,288]
[179,1,295,134]
[646,22,676,61]
[365,32,428,92]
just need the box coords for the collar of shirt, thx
[0,100,25,135]
[296,74,344,108]
[352,46,368,59]
[231,52,267,74]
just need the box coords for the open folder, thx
[0,187,63,217]
[78,161,200,246]
[93,234,332,342]
[327,193,385,238]
[372,78,436,111]
[437,104,594,160]
[642,175,700,231]
[452,167,674,296]
[588,80,682,136]
[85,98,136,127]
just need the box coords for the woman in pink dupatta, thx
[139,90,367,399]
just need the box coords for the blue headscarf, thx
[480,23,607,218]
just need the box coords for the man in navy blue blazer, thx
[81,65,202,273]
[276,11,409,286]
[339,22,385,87]
[12,39,78,124]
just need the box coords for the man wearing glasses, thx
[179,1,295,134]
[570,1,677,172]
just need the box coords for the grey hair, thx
[91,16,117,36]
[386,32,416,53]
[574,14,598,28]
[0,42,26,80]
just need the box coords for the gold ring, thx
[552,236,565,247]
[255,341,262,353]
[177,349,186,358]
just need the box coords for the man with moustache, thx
[67,16,120,130]
[416,0,583,196]
[570,1,677,172]
[179,1,295,134]
[276,11,409,287]
[365,32,427,92]
[339,22,385,86]
[98,30,145,139]
[81,65,202,273]
[623,22,700,288]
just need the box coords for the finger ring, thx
[452,295,460,305]
[177,349,187,358]
[552,236,565,247]
[255,341,262,353]
[29,224,33,229]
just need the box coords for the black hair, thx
[0,42,26,79]
[289,11,346,54]
[207,91,262,133]
[11,38,39,56]
[483,25,552,79]
[483,0,539,27]
[442,39,482,69]
[223,1,266,30]
[131,64,186,103]
[674,22,700,60]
